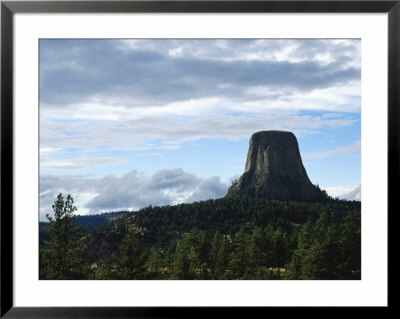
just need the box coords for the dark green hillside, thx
[83,195,360,263]
[39,194,361,280]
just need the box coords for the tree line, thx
[80,194,360,263]
[39,194,361,280]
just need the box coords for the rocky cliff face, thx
[227,130,322,201]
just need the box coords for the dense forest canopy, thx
[39,194,361,280]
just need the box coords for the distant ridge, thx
[39,210,130,230]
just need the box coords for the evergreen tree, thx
[273,227,290,267]
[286,219,324,279]
[216,237,231,278]
[225,227,251,279]
[163,247,175,279]
[337,211,361,279]
[190,230,210,279]
[210,231,223,279]
[145,249,162,279]
[40,193,88,279]
[285,212,361,280]
[248,227,269,278]
[263,225,276,266]
[173,237,196,279]
[114,226,149,279]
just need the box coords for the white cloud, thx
[40,157,123,170]
[304,141,361,159]
[41,39,360,110]
[323,184,361,201]
[116,39,360,68]
[39,169,229,220]
[341,184,361,201]
[40,39,361,160]
[40,104,359,155]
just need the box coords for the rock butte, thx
[226,130,323,201]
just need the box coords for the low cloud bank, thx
[339,184,361,201]
[40,169,229,220]
[324,184,361,201]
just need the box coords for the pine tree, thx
[173,238,196,279]
[145,249,162,279]
[114,226,149,279]
[273,227,290,267]
[216,237,231,278]
[248,227,270,278]
[210,231,223,279]
[338,211,361,279]
[190,230,210,279]
[40,193,88,279]
[163,247,175,279]
[226,227,250,279]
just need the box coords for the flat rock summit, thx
[227,130,323,201]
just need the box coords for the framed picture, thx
[1,0,395,316]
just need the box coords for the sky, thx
[39,39,361,220]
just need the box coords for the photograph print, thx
[39,39,361,280]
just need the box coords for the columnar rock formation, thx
[227,130,323,201]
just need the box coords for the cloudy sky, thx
[39,39,361,220]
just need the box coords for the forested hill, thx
[82,195,360,262]
[40,194,361,280]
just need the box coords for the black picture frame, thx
[1,0,396,317]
